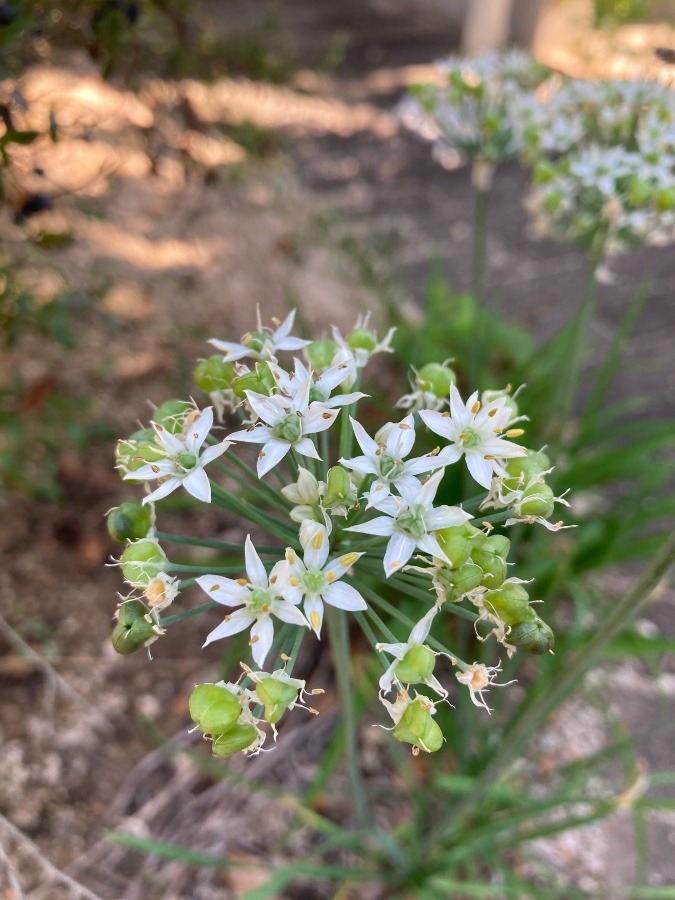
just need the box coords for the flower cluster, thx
[108,310,568,757]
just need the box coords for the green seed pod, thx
[484,583,532,626]
[508,616,554,654]
[242,330,267,353]
[107,502,153,542]
[519,483,555,518]
[211,723,259,757]
[416,362,456,399]
[306,339,338,372]
[347,328,377,352]
[504,450,550,490]
[482,389,519,421]
[451,562,485,596]
[151,400,192,434]
[323,466,358,510]
[120,539,167,588]
[255,677,298,725]
[111,600,157,654]
[232,362,275,399]
[115,428,163,472]
[436,525,474,569]
[471,548,507,589]
[193,356,236,393]
[395,645,436,685]
[393,697,444,753]
[189,684,241,735]
[483,534,510,559]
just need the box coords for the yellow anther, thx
[493,428,502,434]
[487,408,497,418]
[506,428,524,438]
[312,530,324,550]
[339,553,359,568]
[270,575,277,584]
[211,584,220,592]
[287,549,296,565]
[459,433,467,441]
[471,400,481,414]
[249,635,259,644]
[236,578,248,586]
[290,576,300,587]
[484,454,495,460]
[310,611,321,631]
[326,571,336,583]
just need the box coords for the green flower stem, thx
[210,483,298,546]
[211,458,289,517]
[472,510,511,526]
[283,627,305,677]
[155,532,279,554]
[320,430,330,482]
[338,376,360,462]
[471,183,491,306]
[166,563,242,575]
[324,606,370,827]
[441,527,675,839]
[354,610,391,666]
[223,450,291,509]
[160,600,220,627]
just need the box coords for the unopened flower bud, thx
[306,339,338,372]
[212,723,259,756]
[111,600,158,654]
[189,683,241,735]
[323,466,358,510]
[151,400,192,434]
[393,696,444,753]
[416,362,456,399]
[347,328,377,353]
[107,502,152,542]
[519,483,555,518]
[255,677,299,725]
[120,538,167,587]
[193,356,236,392]
[395,645,436,685]
[508,616,554,654]
[484,582,532,626]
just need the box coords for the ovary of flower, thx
[345,468,472,576]
[376,606,446,697]
[227,374,339,477]
[208,309,309,363]
[331,312,396,369]
[419,384,525,490]
[455,662,512,713]
[280,522,367,637]
[197,536,309,667]
[341,414,447,508]
[126,407,230,504]
[144,573,179,621]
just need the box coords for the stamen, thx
[310,611,321,631]
[312,530,324,550]
[488,409,497,418]
[471,400,481,414]
[340,553,359,568]
[236,578,248,586]
[506,428,524,437]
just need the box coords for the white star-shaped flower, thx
[270,357,366,409]
[208,309,309,363]
[228,374,339,477]
[420,383,526,489]
[341,414,446,508]
[345,469,472,576]
[455,661,512,713]
[125,407,230,504]
[279,522,367,636]
[197,536,309,667]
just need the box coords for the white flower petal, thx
[323,581,367,611]
[251,616,275,666]
[303,594,324,637]
[273,599,310,627]
[419,409,454,441]
[143,477,183,504]
[200,441,230,465]
[350,417,379,457]
[466,452,495,489]
[301,522,330,570]
[196,575,249,606]
[202,608,254,646]
[257,439,291,477]
[383,532,416,575]
[409,606,438,645]
[185,407,213,453]
[183,467,211,503]
[294,436,321,460]
[245,535,269,587]
[345,517,396,537]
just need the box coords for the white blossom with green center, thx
[197,535,309,666]
[341,413,449,509]
[420,384,526,489]
[208,309,309,364]
[125,406,230,504]
[376,606,446,697]
[346,469,472,576]
[279,522,367,637]
[228,373,339,477]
